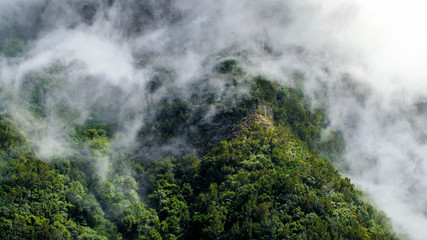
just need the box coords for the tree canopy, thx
[0,61,398,239]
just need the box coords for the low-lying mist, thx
[1,0,426,239]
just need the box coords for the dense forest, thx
[0,56,398,239]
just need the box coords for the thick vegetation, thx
[0,60,398,239]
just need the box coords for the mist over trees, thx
[2,0,427,239]
[0,58,399,239]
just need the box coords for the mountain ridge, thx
[0,74,400,239]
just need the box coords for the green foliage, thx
[251,76,277,105]
[54,101,81,124]
[139,122,397,239]
[215,59,242,75]
[71,127,111,154]
[0,61,399,239]
[0,115,112,239]
[20,66,64,118]
[273,86,324,149]
[130,73,398,239]
[155,99,190,140]
[247,76,325,149]
[318,130,346,163]
[119,202,161,240]
[138,62,249,153]
[0,38,25,57]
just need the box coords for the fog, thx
[1,0,426,238]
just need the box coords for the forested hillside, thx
[0,60,398,239]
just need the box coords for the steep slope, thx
[0,72,399,239]
[0,115,117,239]
[133,77,398,239]
[140,121,397,239]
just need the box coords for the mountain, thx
[0,63,398,239]
[4,0,427,239]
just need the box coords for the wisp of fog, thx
[1,0,426,239]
